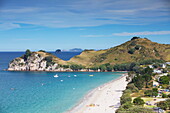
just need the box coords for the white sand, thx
[67,75,128,113]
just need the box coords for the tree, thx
[157,101,168,110]
[116,106,155,113]
[23,49,31,60]
[162,93,168,98]
[132,74,144,90]
[143,74,152,87]
[126,83,138,93]
[144,90,153,97]
[128,48,136,54]
[99,65,106,71]
[120,93,132,105]
[121,102,133,109]
[131,36,140,40]
[70,64,85,70]
[159,76,170,84]
[152,88,158,97]
[133,97,145,106]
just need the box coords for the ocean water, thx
[0,52,123,113]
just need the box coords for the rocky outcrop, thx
[8,52,68,71]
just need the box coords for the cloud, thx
[81,35,111,38]
[112,31,170,36]
[82,31,170,37]
[0,23,21,30]
[0,0,170,29]
[1,7,41,13]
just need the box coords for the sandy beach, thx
[67,74,128,113]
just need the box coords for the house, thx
[153,69,162,74]
[149,65,154,68]
[153,81,159,87]
[162,64,166,68]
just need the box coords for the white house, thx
[153,81,159,87]
[162,64,166,68]
[149,65,154,68]
[153,69,162,74]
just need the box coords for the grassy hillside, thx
[69,38,170,67]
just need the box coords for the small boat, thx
[54,74,59,78]
[89,75,94,77]
[60,80,63,82]
[74,75,77,77]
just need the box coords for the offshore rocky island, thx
[8,37,170,72]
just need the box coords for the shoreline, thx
[4,69,127,73]
[66,74,128,113]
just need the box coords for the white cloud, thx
[112,31,170,36]
[82,31,170,37]
[0,23,21,30]
[0,0,169,29]
[1,7,41,13]
[81,35,111,38]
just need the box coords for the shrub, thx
[162,93,168,98]
[126,83,139,93]
[128,48,136,54]
[120,93,132,105]
[44,56,53,62]
[144,90,153,97]
[121,102,133,109]
[133,97,145,106]
[135,45,141,50]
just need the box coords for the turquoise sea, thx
[0,52,123,113]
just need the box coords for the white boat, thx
[54,74,59,78]
[89,75,94,77]
[74,75,77,77]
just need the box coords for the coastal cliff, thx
[8,50,70,71]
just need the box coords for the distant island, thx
[55,49,61,53]
[69,48,83,52]
[7,37,170,72]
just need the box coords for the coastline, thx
[66,74,128,113]
[5,69,127,73]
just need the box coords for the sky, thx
[0,0,170,51]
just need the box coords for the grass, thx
[131,90,145,97]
